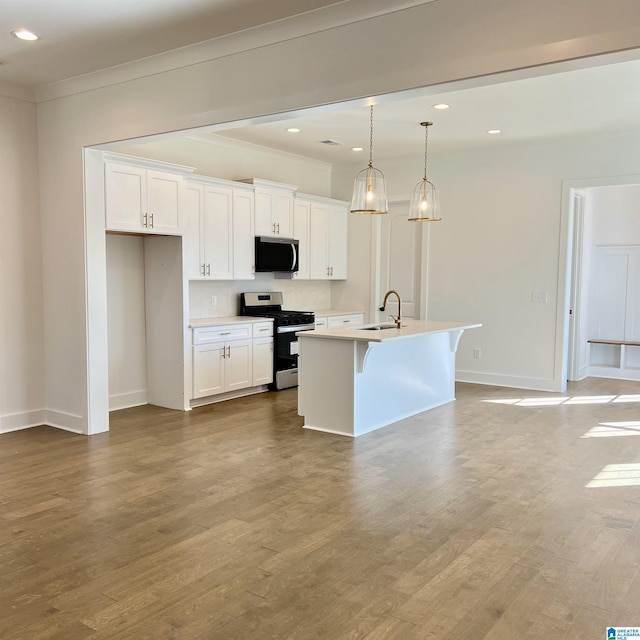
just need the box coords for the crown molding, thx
[0,79,35,103]
[34,0,437,103]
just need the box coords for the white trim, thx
[189,385,269,408]
[558,173,640,394]
[43,410,86,434]
[0,79,36,102]
[102,152,196,175]
[109,390,148,412]
[456,370,562,393]
[0,410,47,433]
[237,177,298,192]
[588,366,640,381]
[34,0,438,103]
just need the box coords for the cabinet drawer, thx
[327,313,365,328]
[193,324,252,345]
[252,321,274,337]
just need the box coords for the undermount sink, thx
[355,323,399,331]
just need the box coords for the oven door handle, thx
[291,242,297,272]
[277,324,315,334]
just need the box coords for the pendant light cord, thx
[369,105,374,168]
[423,122,429,181]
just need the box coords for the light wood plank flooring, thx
[1,378,640,639]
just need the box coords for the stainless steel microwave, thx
[254,236,299,273]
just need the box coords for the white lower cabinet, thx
[253,337,274,386]
[327,313,365,328]
[192,321,273,400]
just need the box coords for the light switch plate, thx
[211,295,217,306]
[531,291,548,304]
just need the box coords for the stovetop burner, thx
[239,292,315,326]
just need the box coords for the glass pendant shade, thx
[351,164,388,214]
[409,177,440,221]
[351,104,388,214]
[409,120,440,222]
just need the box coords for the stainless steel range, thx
[240,292,315,390]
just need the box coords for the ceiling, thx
[0,0,363,87]
[213,57,640,163]
[4,0,640,161]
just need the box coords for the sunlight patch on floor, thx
[586,463,640,488]
[483,394,635,407]
[581,422,640,438]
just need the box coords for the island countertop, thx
[297,319,481,343]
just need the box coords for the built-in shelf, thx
[587,339,640,381]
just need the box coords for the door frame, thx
[558,174,640,389]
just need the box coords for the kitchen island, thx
[297,320,481,437]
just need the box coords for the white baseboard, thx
[0,408,85,435]
[0,409,47,434]
[44,410,85,434]
[588,366,640,381]
[109,389,148,412]
[190,385,268,408]
[456,370,562,393]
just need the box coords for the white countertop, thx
[189,316,273,328]
[313,309,364,316]
[297,319,481,342]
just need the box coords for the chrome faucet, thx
[380,290,402,328]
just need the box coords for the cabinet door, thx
[293,199,310,280]
[146,169,182,234]
[328,204,348,279]
[327,313,365,328]
[203,185,233,279]
[273,191,294,237]
[105,162,146,232]
[193,344,225,398]
[233,189,255,280]
[309,202,330,279]
[183,183,205,279]
[225,339,253,391]
[252,337,274,386]
[254,188,274,236]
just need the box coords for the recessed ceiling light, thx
[11,29,39,41]
[487,129,502,134]
[432,103,450,110]
[287,128,300,133]
[352,147,364,152]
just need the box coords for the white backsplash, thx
[189,275,332,318]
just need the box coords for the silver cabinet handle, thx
[277,222,280,234]
[259,328,269,332]
[272,222,276,233]
[220,332,231,335]
[226,345,231,358]
[221,347,226,359]
[143,213,148,227]
[343,319,350,323]
[326,266,330,276]
[201,263,206,276]
[150,213,154,228]
[330,266,334,276]
[206,264,211,276]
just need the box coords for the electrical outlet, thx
[473,348,481,359]
[531,291,548,304]
[211,296,217,306]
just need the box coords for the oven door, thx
[274,324,313,389]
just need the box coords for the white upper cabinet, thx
[242,179,297,238]
[184,177,255,281]
[293,199,310,280]
[104,153,194,235]
[297,195,349,280]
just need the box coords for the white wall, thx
[0,93,45,433]
[106,235,148,410]
[35,1,640,432]
[332,130,640,391]
[587,184,640,245]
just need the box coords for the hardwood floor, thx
[2,378,640,639]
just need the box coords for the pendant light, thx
[350,105,388,214]
[409,121,440,222]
